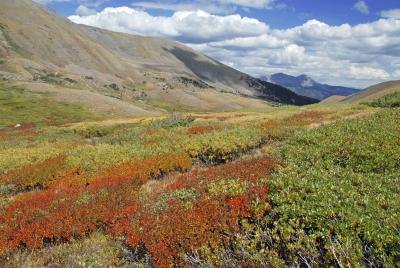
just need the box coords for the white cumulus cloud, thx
[218,0,275,9]
[392,70,400,79]
[76,5,97,16]
[69,7,268,43]
[68,5,400,88]
[354,1,369,15]
[133,0,276,14]
[381,9,400,19]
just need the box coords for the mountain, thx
[0,0,317,116]
[343,80,400,103]
[261,73,359,100]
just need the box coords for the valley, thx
[0,0,399,267]
[0,80,399,266]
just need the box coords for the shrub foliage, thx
[201,109,400,267]
[364,92,400,108]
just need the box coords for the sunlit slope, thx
[344,80,400,103]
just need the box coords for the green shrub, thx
[199,109,400,266]
[154,188,198,211]
[207,179,248,197]
[108,83,120,91]
[72,125,113,139]
[63,77,77,84]
[183,126,264,163]
[150,114,194,129]
[364,92,400,108]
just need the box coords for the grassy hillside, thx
[0,82,98,128]
[344,80,400,103]
[0,0,317,110]
[0,89,398,266]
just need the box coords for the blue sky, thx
[46,0,400,27]
[36,0,400,88]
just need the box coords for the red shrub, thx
[0,153,192,253]
[0,155,277,267]
[0,124,37,141]
[113,157,277,267]
[287,111,330,125]
[0,155,70,190]
[187,126,214,135]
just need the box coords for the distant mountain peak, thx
[297,74,309,79]
[260,73,359,100]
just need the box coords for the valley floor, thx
[0,82,399,267]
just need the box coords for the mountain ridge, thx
[0,0,317,115]
[261,73,359,100]
[343,80,400,103]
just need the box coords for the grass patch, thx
[0,83,98,127]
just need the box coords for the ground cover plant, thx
[1,94,396,267]
[364,91,400,108]
[195,109,400,267]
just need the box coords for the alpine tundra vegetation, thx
[0,0,400,267]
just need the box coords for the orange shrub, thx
[286,111,330,125]
[0,124,37,141]
[114,157,277,267]
[0,153,192,253]
[0,155,71,191]
[187,126,214,135]
[0,155,276,267]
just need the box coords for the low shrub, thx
[0,155,71,191]
[0,153,192,253]
[183,127,264,163]
[200,109,400,267]
[72,125,113,139]
[63,78,77,84]
[112,157,278,267]
[258,119,297,141]
[150,114,194,129]
[1,232,123,268]
[364,92,400,108]
[187,125,215,135]
[108,83,120,91]
[286,110,330,125]
[0,142,71,175]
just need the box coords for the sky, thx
[34,0,400,88]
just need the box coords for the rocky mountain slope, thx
[261,73,359,100]
[0,0,316,116]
